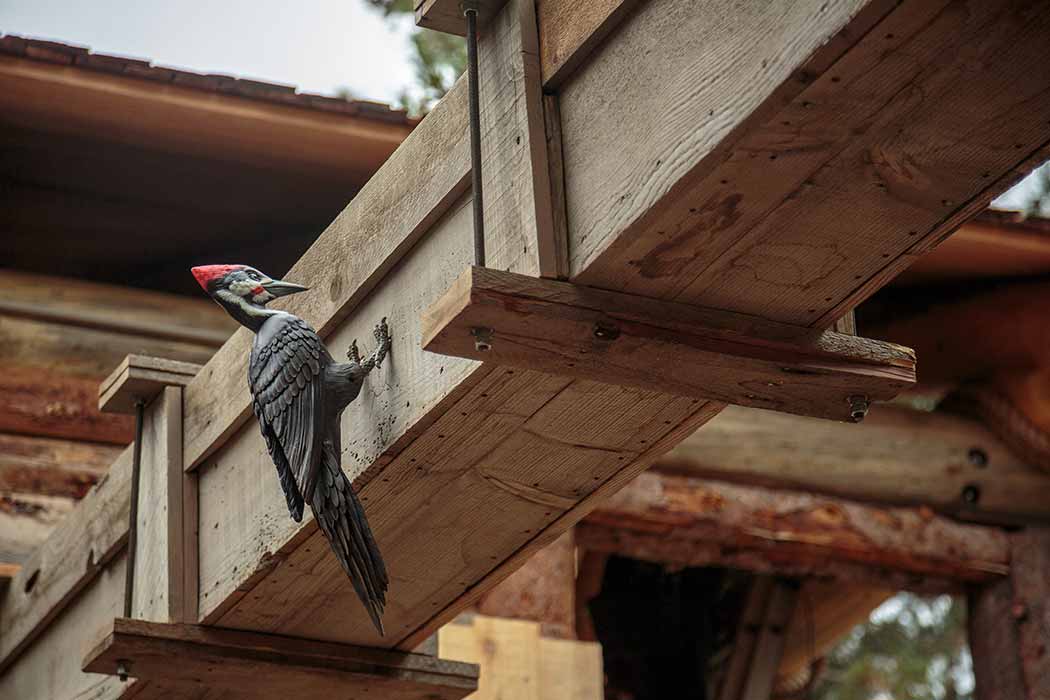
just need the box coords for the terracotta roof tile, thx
[0,33,415,126]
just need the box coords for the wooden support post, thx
[99,356,201,623]
[423,267,915,422]
[719,578,799,700]
[82,617,479,700]
[968,527,1050,700]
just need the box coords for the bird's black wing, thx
[249,316,330,521]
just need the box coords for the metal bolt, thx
[968,447,989,468]
[961,484,981,505]
[593,322,621,341]
[471,327,494,352]
[116,660,130,682]
[847,395,870,423]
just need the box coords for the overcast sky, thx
[0,0,419,104]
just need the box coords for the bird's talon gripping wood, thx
[192,264,390,635]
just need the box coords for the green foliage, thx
[363,0,465,115]
[813,594,973,700]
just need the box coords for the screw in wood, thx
[847,394,869,422]
[961,483,981,505]
[471,326,494,352]
[593,322,621,341]
[116,660,130,682]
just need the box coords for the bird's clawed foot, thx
[347,317,392,372]
[373,317,391,369]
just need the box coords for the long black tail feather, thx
[310,443,389,634]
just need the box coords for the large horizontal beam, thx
[83,618,479,700]
[0,432,121,499]
[658,404,1050,524]
[423,266,914,421]
[579,471,1011,592]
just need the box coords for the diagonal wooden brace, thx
[82,618,479,700]
[422,267,916,423]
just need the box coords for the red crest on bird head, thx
[191,264,246,291]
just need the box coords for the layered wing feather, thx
[249,315,331,521]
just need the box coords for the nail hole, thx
[968,448,989,468]
[24,569,40,594]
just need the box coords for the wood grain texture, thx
[476,530,576,639]
[579,471,1011,591]
[562,0,1050,331]
[415,0,508,36]
[423,267,915,421]
[0,432,121,499]
[83,618,479,700]
[98,356,201,415]
[0,445,130,674]
[1010,528,1050,698]
[657,404,1050,524]
[968,578,1027,700]
[0,491,75,565]
[439,616,602,700]
[0,269,233,346]
[537,0,642,89]
[0,367,134,444]
[0,553,128,700]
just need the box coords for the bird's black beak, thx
[263,279,310,298]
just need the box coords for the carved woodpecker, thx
[192,264,389,634]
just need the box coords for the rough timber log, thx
[658,404,1050,525]
[578,472,1011,593]
[6,0,1050,694]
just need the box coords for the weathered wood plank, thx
[0,269,234,347]
[537,0,642,89]
[0,553,127,700]
[0,432,120,499]
[415,0,508,36]
[578,472,1011,591]
[563,0,1050,332]
[99,356,201,415]
[0,491,75,565]
[1010,528,1050,698]
[83,618,479,700]
[422,267,915,421]
[0,443,130,673]
[0,367,134,444]
[658,404,1050,524]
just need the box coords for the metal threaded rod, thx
[123,398,146,623]
[465,4,485,267]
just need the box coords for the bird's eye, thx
[248,271,261,281]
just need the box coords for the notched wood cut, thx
[83,618,479,700]
[422,267,915,422]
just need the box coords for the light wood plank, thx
[422,267,915,421]
[83,618,479,700]
[564,0,1050,332]
[658,404,1050,524]
[579,471,1011,591]
[0,491,76,565]
[99,356,200,415]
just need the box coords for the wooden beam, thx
[1009,528,1050,697]
[98,355,201,415]
[656,404,1050,525]
[83,618,479,700]
[0,492,75,566]
[0,432,121,499]
[563,0,1050,331]
[0,269,234,347]
[0,445,130,674]
[414,0,509,36]
[578,472,1011,592]
[422,267,915,422]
